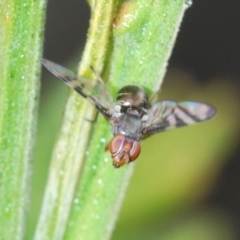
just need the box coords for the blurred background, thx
[28,0,240,239]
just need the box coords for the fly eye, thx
[108,134,129,168]
[108,135,141,167]
[108,134,125,154]
[129,140,141,162]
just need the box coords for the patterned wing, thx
[42,59,113,118]
[143,100,216,134]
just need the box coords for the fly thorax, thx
[111,104,146,140]
[112,104,123,118]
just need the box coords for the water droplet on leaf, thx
[185,0,193,9]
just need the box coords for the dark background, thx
[40,0,240,238]
[43,0,240,80]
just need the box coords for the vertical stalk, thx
[0,0,46,239]
[35,0,187,240]
[34,0,117,239]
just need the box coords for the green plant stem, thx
[35,0,187,240]
[34,0,117,239]
[0,0,45,239]
[64,1,187,240]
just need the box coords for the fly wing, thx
[42,59,113,117]
[143,100,216,134]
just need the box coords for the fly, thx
[42,59,216,168]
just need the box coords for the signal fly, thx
[42,59,216,168]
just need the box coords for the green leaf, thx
[0,0,46,239]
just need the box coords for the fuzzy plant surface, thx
[33,0,189,240]
[0,0,46,239]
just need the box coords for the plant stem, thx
[35,0,187,240]
[0,0,46,239]
[65,1,187,240]
[34,0,118,239]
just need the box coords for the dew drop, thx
[56,152,62,159]
[185,0,193,9]
[97,179,103,185]
[4,203,11,212]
